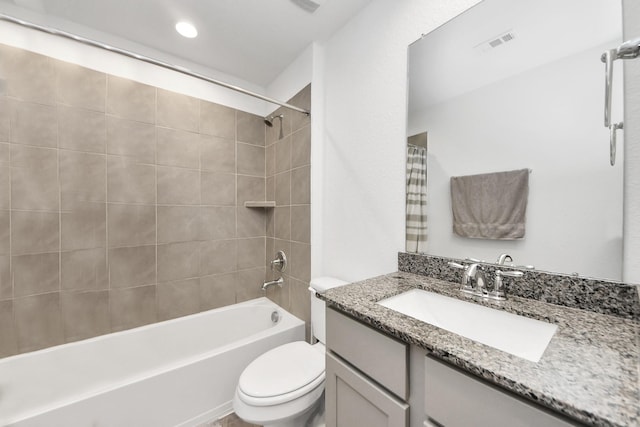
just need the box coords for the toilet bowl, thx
[233,277,348,427]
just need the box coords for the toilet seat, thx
[238,341,325,407]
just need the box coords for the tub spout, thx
[262,277,284,291]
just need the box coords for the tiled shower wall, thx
[0,43,311,357]
[263,87,312,338]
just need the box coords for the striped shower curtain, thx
[406,145,427,253]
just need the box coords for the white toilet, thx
[233,277,348,427]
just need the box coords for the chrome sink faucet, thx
[448,262,486,296]
[496,253,512,265]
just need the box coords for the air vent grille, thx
[475,31,516,52]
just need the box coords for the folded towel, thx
[450,169,529,240]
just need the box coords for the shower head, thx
[264,114,284,127]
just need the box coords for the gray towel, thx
[450,169,529,240]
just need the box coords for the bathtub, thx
[0,297,304,427]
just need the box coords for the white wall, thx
[316,0,481,281]
[622,0,640,284]
[409,44,623,280]
[0,20,268,114]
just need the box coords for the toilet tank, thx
[309,277,349,344]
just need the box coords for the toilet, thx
[233,277,348,427]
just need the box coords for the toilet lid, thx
[238,342,324,401]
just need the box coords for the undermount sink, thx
[377,289,557,362]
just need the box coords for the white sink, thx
[377,289,557,362]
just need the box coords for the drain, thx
[271,311,281,323]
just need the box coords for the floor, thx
[201,412,261,427]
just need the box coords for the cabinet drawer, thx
[326,308,408,399]
[425,356,582,427]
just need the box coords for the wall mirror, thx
[406,0,625,281]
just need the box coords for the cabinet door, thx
[326,353,408,427]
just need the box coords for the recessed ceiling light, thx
[175,21,198,38]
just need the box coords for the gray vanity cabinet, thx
[325,308,409,427]
[424,356,582,427]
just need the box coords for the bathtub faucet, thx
[262,277,284,291]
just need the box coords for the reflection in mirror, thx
[407,0,624,281]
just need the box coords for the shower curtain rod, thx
[0,13,311,116]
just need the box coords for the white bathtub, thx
[0,297,304,427]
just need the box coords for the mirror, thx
[406,0,624,281]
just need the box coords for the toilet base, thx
[262,395,324,427]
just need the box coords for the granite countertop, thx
[321,272,640,427]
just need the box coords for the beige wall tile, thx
[236,207,266,238]
[12,252,59,297]
[157,241,200,282]
[110,285,157,332]
[106,116,156,163]
[109,245,156,288]
[237,111,265,146]
[61,290,109,342]
[10,100,58,147]
[289,277,311,337]
[156,127,200,169]
[106,75,155,124]
[200,206,236,240]
[60,151,106,203]
[237,237,266,270]
[290,242,311,282]
[61,200,106,250]
[236,267,266,302]
[107,156,156,204]
[11,211,59,254]
[0,98,9,142]
[291,166,311,205]
[0,255,10,300]
[201,172,235,206]
[266,176,275,204]
[200,239,237,276]
[291,205,311,244]
[0,144,8,210]
[61,248,108,291]
[200,101,235,139]
[237,175,265,205]
[265,143,276,177]
[157,278,200,321]
[0,300,17,357]
[200,273,236,310]
[266,209,274,238]
[157,205,201,243]
[237,143,265,177]
[201,135,235,173]
[107,204,155,247]
[275,172,291,206]
[157,166,200,205]
[291,126,311,168]
[289,85,311,132]
[11,145,59,210]
[266,108,290,145]
[56,61,106,112]
[157,89,199,132]
[274,206,291,241]
[58,106,106,153]
[2,45,56,104]
[14,292,63,353]
[0,210,9,255]
[275,136,291,174]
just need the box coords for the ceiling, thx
[408,0,622,113]
[0,0,372,87]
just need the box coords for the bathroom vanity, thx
[321,272,639,427]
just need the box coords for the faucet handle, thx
[488,269,524,300]
[447,261,466,270]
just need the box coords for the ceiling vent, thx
[290,0,324,13]
[476,31,516,52]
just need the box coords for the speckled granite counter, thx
[321,272,640,427]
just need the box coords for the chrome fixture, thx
[489,269,524,301]
[262,277,284,291]
[448,262,485,296]
[601,36,640,166]
[264,114,284,139]
[270,251,287,272]
[496,253,512,265]
[0,13,311,116]
[270,310,281,323]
